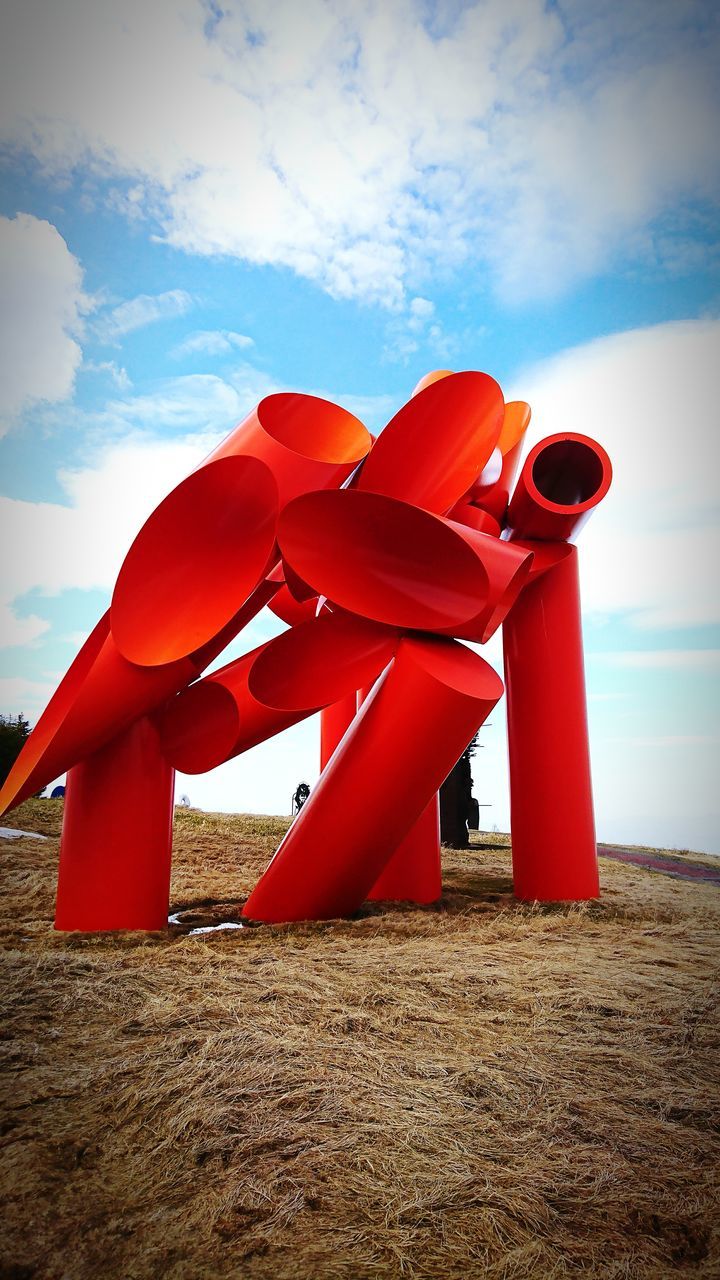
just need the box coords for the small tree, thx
[0,714,31,788]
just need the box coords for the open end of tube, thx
[278,491,489,631]
[532,440,606,508]
[112,455,278,667]
[249,614,397,712]
[258,393,371,465]
[400,635,505,702]
[0,613,111,814]
[158,681,239,774]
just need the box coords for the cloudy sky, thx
[0,0,718,851]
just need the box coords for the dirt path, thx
[598,844,720,884]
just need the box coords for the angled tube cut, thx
[111,455,279,667]
[505,432,612,542]
[0,578,281,817]
[242,636,504,923]
[356,372,504,515]
[277,489,490,631]
[469,400,531,521]
[202,391,372,509]
[159,612,398,773]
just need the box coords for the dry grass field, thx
[1,800,718,1279]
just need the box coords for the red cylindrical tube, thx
[203,392,372,508]
[242,636,503,923]
[469,401,531,521]
[503,545,599,901]
[0,579,280,817]
[505,432,612,541]
[366,795,442,904]
[320,694,358,771]
[111,455,279,667]
[55,716,175,931]
[267,583,318,626]
[278,489,490,631]
[357,372,504,514]
[159,613,398,773]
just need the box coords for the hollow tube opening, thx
[531,440,606,508]
[257,393,369,464]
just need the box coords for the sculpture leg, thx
[359,678,443,905]
[320,693,358,771]
[503,544,599,901]
[243,636,502,923]
[366,794,441,904]
[55,716,175,931]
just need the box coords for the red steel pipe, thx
[111,454,279,667]
[469,401,531,521]
[357,372,503,514]
[278,489,490,631]
[320,694,358,771]
[55,716,175,931]
[242,636,503,923]
[159,613,398,773]
[0,578,281,816]
[505,432,612,542]
[203,391,372,509]
[503,544,599,901]
[366,795,442,904]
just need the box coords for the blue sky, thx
[0,0,718,851]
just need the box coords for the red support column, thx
[366,794,441,904]
[55,716,175,931]
[503,545,599,901]
[358,681,443,905]
[243,637,502,923]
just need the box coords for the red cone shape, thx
[242,636,503,923]
[357,372,503,514]
[503,545,599,901]
[505,432,612,542]
[55,716,174,931]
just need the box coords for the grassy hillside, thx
[1,801,718,1278]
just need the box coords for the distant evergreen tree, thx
[0,714,31,788]
[440,731,479,848]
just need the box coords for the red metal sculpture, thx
[0,372,612,929]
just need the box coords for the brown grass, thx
[1,800,719,1279]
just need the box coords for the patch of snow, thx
[188,921,246,935]
[0,826,48,840]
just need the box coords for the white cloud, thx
[172,329,254,359]
[0,1,717,304]
[0,674,58,719]
[0,213,89,433]
[0,602,50,650]
[95,289,192,342]
[0,367,395,637]
[83,359,132,389]
[512,318,720,630]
